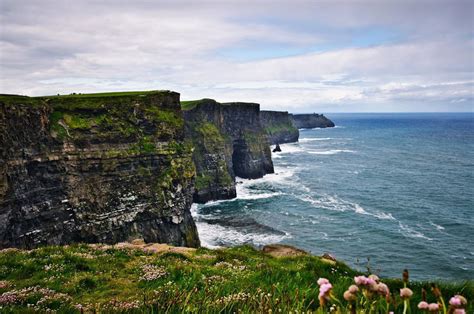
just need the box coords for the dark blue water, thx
[192,113,474,281]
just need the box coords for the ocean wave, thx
[429,221,445,231]
[398,222,433,241]
[299,194,395,220]
[307,149,355,155]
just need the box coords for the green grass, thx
[35,90,169,99]
[180,98,216,111]
[0,245,471,313]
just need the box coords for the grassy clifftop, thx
[0,243,471,313]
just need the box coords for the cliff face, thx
[182,99,236,204]
[292,113,335,129]
[260,111,299,145]
[0,91,200,249]
[183,99,274,203]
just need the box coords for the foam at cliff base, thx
[190,204,290,248]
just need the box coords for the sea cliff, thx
[0,91,200,249]
[182,99,274,203]
[260,110,299,145]
[292,113,335,129]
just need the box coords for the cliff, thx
[182,99,236,203]
[260,110,299,145]
[0,91,200,249]
[292,113,335,129]
[182,99,274,203]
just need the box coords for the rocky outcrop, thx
[182,99,274,203]
[292,113,335,129]
[0,91,200,249]
[260,110,299,145]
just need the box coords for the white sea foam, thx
[307,149,355,155]
[272,143,305,154]
[195,220,290,248]
[398,222,433,241]
[299,194,395,220]
[299,138,332,142]
[429,221,445,231]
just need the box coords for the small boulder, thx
[273,144,282,152]
[262,244,307,258]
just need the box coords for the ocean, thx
[191,113,474,281]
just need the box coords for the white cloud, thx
[0,0,472,112]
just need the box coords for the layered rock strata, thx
[0,91,200,249]
[182,99,274,203]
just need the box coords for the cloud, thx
[0,0,473,112]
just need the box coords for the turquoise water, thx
[192,113,474,281]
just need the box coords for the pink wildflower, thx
[418,301,429,310]
[428,303,439,311]
[454,309,466,314]
[368,274,379,282]
[400,287,413,299]
[450,296,462,307]
[318,283,332,299]
[377,282,390,296]
[343,290,356,302]
[317,278,329,286]
[354,275,368,285]
[348,284,359,294]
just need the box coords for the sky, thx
[0,0,473,112]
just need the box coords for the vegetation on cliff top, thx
[0,244,471,313]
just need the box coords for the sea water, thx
[192,113,474,281]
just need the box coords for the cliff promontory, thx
[182,99,274,203]
[260,110,299,145]
[0,91,200,249]
[292,113,335,129]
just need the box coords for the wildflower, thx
[454,309,465,314]
[139,264,168,281]
[450,296,462,307]
[317,278,329,286]
[449,295,467,308]
[354,275,368,286]
[348,285,359,294]
[377,283,390,297]
[428,303,439,312]
[0,281,10,289]
[343,290,356,302]
[400,287,413,299]
[418,301,429,310]
[368,274,379,282]
[318,283,332,299]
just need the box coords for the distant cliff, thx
[183,99,274,203]
[292,113,335,129]
[260,110,299,145]
[0,91,200,249]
